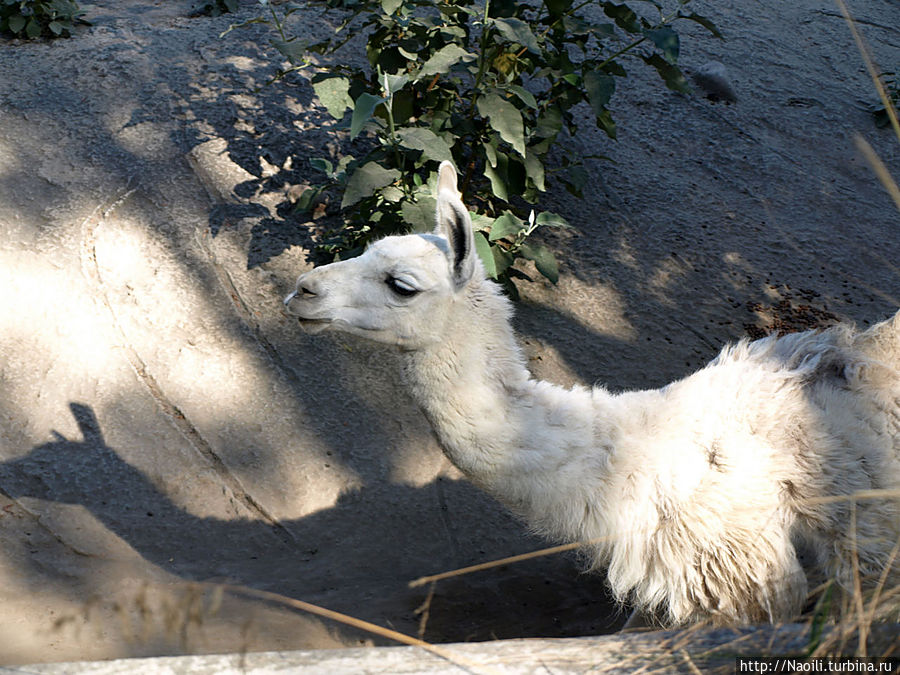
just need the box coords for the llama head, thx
[284,161,480,349]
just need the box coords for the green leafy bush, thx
[0,0,86,38]
[229,0,719,294]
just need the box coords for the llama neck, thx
[401,278,617,536]
[402,277,530,482]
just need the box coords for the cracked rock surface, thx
[0,0,898,665]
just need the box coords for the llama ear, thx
[435,161,475,288]
[437,159,459,196]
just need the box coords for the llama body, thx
[285,162,900,626]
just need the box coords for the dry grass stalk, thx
[834,0,900,141]
[216,582,501,675]
[409,536,613,589]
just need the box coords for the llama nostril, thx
[284,278,318,309]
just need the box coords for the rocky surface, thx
[0,0,897,664]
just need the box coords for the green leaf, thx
[645,27,679,64]
[489,212,523,241]
[293,186,323,214]
[350,92,387,139]
[561,164,588,198]
[396,127,454,163]
[483,153,523,205]
[523,150,545,192]
[401,196,437,232]
[470,211,495,234]
[381,185,405,202]
[682,12,723,39]
[8,14,25,34]
[381,0,403,15]
[545,0,573,19]
[25,18,41,39]
[602,2,641,33]
[48,21,63,36]
[382,72,409,96]
[642,53,690,93]
[477,92,526,158]
[474,231,497,278]
[491,17,540,54]
[309,157,334,177]
[336,155,354,176]
[592,22,617,38]
[520,243,559,283]
[561,15,592,36]
[596,109,617,139]
[484,152,509,201]
[492,245,514,277]
[341,162,400,209]
[312,77,353,119]
[397,45,418,60]
[483,140,498,168]
[418,44,474,79]
[535,105,563,139]
[508,84,537,109]
[535,212,572,229]
[583,70,615,117]
[271,38,308,65]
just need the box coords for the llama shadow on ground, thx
[0,403,624,644]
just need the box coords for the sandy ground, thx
[0,0,897,665]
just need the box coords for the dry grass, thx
[108,484,890,673]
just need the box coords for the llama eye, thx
[386,277,419,297]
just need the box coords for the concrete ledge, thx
[3,623,897,674]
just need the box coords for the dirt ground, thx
[0,0,897,665]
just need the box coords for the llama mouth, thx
[296,317,332,334]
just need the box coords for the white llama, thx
[285,161,900,626]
